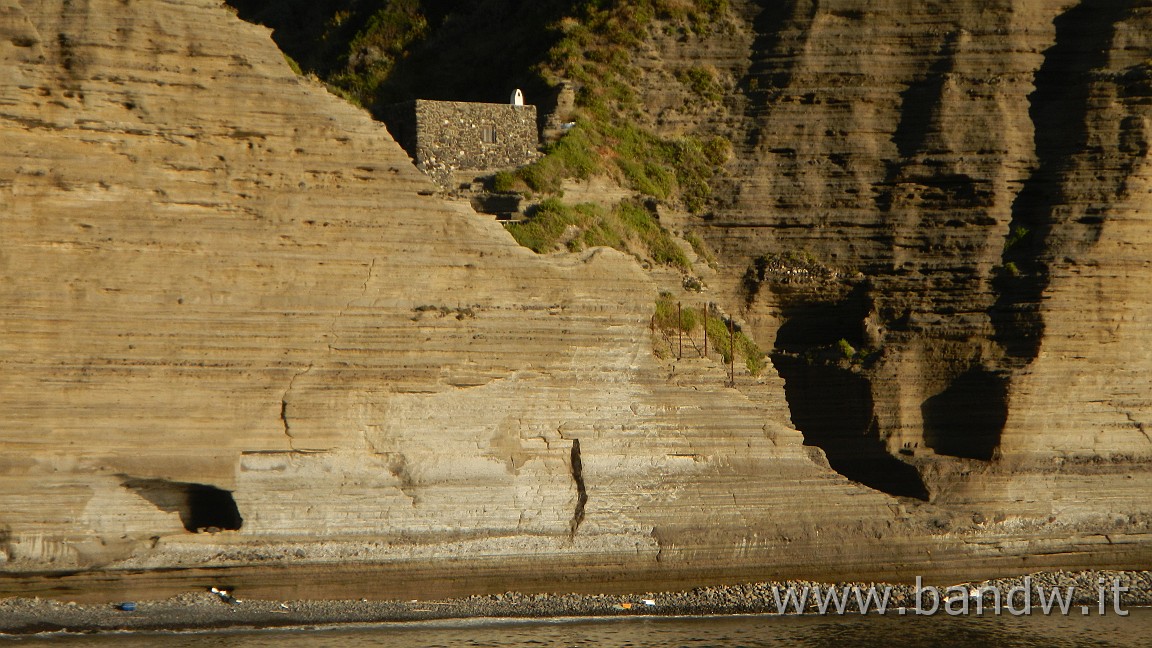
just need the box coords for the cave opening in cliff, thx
[773,355,930,500]
[123,478,244,533]
[921,368,1008,460]
[771,286,928,500]
[772,286,870,353]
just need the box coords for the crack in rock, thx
[1122,410,1152,445]
[328,258,376,351]
[280,364,314,450]
[569,438,588,537]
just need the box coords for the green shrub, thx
[615,201,691,270]
[647,231,691,269]
[505,197,691,270]
[1004,225,1030,252]
[703,315,732,362]
[283,53,303,76]
[492,171,517,192]
[680,307,699,332]
[834,338,878,366]
[327,0,429,106]
[653,292,680,330]
[737,331,766,374]
[581,218,624,250]
[515,122,600,193]
[679,64,722,101]
[506,199,599,253]
[699,311,765,375]
[702,136,732,165]
[521,1,733,213]
[654,296,702,334]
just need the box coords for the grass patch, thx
[795,338,878,368]
[505,198,604,253]
[615,201,691,270]
[491,170,517,193]
[653,293,765,375]
[684,232,716,268]
[516,121,601,193]
[701,310,765,375]
[283,52,303,76]
[678,64,723,101]
[653,291,699,332]
[512,0,732,213]
[509,119,723,214]
[507,199,690,270]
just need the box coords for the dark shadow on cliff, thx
[877,31,994,218]
[773,354,929,500]
[226,0,569,109]
[892,32,957,161]
[991,0,1125,362]
[773,287,869,352]
[736,0,817,153]
[744,0,814,93]
[922,368,1008,460]
[123,478,244,533]
[771,285,928,500]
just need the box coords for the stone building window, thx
[481,125,497,144]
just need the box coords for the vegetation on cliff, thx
[227,0,565,105]
[512,0,732,213]
[230,0,767,400]
[653,292,765,374]
[507,199,691,270]
[228,0,732,267]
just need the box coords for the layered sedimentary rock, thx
[0,0,1150,598]
[0,0,901,587]
[680,0,1152,509]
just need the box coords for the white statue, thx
[511,89,524,106]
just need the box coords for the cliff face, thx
[1,0,1150,598]
[671,0,1152,505]
[0,0,896,588]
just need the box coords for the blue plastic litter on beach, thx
[117,602,137,612]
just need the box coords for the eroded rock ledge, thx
[0,0,1149,596]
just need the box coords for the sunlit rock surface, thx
[0,0,1149,596]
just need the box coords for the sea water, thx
[4,608,1151,647]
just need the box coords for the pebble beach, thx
[1,570,1149,636]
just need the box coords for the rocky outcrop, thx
[0,0,1150,599]
[0,0,884,586]
[669,0,1152,508]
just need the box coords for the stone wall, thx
[383,100,539,187]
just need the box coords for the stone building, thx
[381,97,540,189]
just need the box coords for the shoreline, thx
[1,570,1150,636]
